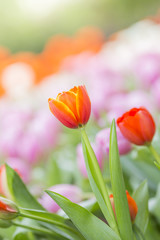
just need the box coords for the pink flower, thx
[0,128,23,157]
[27,110,61,149]
[151,81,160,110]
[76,143,104,177]
[134,53,160,87]
[96,127,132,155]
[18,133,43,165]
[6,157,31,183]
[39,184,82,212]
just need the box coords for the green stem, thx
[80,127,119,235]
[133,224,146,240]
[12,221,57,237]
[20,212,77,235]
[147,144,160,168]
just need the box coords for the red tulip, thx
[117,107,155,145]
[110,191,138,222]
[48,85,91,128]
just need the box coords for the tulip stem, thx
[147,144,160,169]
[80,127,119,235]
[12,221,57,237]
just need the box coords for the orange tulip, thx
[117,107,155,145]
[48,86,91,128]
[110,191,138,222]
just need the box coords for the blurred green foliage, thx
[0,0,160,53]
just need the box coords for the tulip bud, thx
[0,219,12,228]
[0,197,19,220]
[48,85,91,128]
[109,191,138,222]
[117,107,155,145]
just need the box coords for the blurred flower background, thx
[1,0,160,239]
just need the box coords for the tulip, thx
[0,197,19,220]
[39,184,82,213]
[117,107,155,145]
[48,85,91,128]
[109,191,138,222]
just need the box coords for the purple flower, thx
[96,127,132,155]
[6,157,31,183]
[134,53,160,87]
[18,133,42,165]
[76,143,104,177]
[39,184,82,212]
[27,110,61,150]
[151,81,160,110]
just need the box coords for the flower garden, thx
[0,9,160,240]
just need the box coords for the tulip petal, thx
[70,86,78,94]
[118,118,145,145]
[48,99,78,128]
[57,91,78,120]
[137,109,155,142]
[76,86,91,124]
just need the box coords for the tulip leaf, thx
[149,183,160,223]
[80,128,119,235]
[46,190,121,240]
[40,222,85,240]
[5,164,44,210]
[59,198,99,218]
[109,120,133,240]
[133,180,149,234]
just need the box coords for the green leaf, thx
[149,183,160,223]
[81,128,119,235]
[41,222,84,240]
[109,120,133,240]
[5,164,44,210]
[5,165,83,240]
[46,157,62,187]
[133,180,149,234]
[121,156,159,191]
[0,226,15,239]
[46,190,121,240]
[59,198,99,218]
[144,218,160,240]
